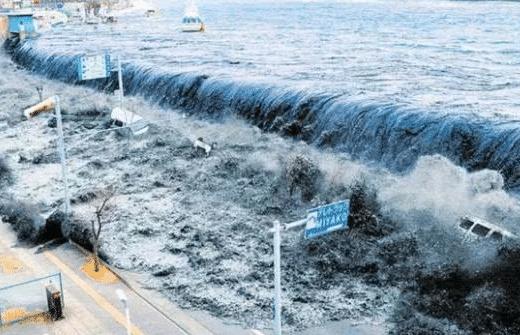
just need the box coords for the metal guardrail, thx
[0,272,63,326]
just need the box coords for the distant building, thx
[0,0,39,9]
[0,0,11,9]
[0,0,119,12]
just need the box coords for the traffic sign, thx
[304,200,349,239]
[269,198,351,335]
[77,53,111,81]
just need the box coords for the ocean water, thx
[33,0,520,116]
[8,0,520,188]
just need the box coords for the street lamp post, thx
[272,220,282,335]
[24,96,70,217]
[116,289,131,335]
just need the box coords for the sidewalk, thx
[0,222,262,335]
[0,223,120,335]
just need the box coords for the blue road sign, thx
[77,53,111,81]
[304,200,349,239]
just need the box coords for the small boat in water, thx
[85,15,101,25]
[101,15,118,24]
[181,2,204,32]
[182,16,204,32]
[33,10,68,29]
[145,9,157,17]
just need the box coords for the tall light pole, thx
[117,55,124,110]
[272,220,282,335]
[116,289,131,335]
[24,96,70,217]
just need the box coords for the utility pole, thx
[54,96,71,216]
[273,220,282,335]
[24,96,70,217]
[116,289,132,335]
[117,55,124,110]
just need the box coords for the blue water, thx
[6,0,520,187]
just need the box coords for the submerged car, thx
[458,216,516,242]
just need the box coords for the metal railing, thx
[0,272,63,326]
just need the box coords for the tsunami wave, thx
[5,40,520,190]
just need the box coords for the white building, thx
[0,0,14,9]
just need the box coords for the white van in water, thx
[182,15,204,32]
[458,216,516,242]
[111,107,149,136]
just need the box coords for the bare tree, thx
[91,188,114,272]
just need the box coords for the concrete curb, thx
[68,240,215,335]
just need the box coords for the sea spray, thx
[380,155,519,226]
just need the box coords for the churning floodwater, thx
[7,0,520,188]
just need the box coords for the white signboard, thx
[77,53,111,81]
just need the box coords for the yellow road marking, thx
[43,251,145,335]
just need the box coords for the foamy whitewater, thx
[6,0,520,189]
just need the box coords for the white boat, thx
[145,9,157,17]
[85,15,101,25]
[68,13,85,24]
[33,10,68,29]
[181,3,204,32]
[101,14,118,23]
[63,3,85,23]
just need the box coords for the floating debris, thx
[193,137,212,156]
[110,107,149,136]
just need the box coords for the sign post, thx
[117,55,124,110]
[269,200,350,335]
[304,201,350,239]
[76,53,147,136]
[77,53,111,81]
